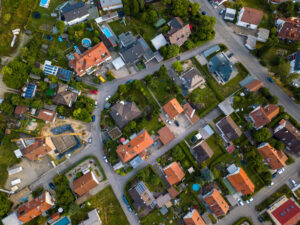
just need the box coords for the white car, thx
[246,198,254,204]
[94,101,98,108]
[268,181,274,188]
[105,96,111,102]
[277,168,285,174]
[237,199,244,206]
[166,119,172,125]
[103,156,108,163]
[289,178,297,187]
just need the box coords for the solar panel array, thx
[57,68,72,82]
[43,63,59,76]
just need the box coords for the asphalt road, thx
[29,2,300,224]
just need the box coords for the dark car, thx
[267,76,274,83]
[202,11,207,15]
[49,182,55,190]
[174,120,179,127]
[257,216,263,223]
[92,115,95,122]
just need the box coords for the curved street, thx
[29,1,300,224]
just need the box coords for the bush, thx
[286,154,295,165]
[254,128,271,142]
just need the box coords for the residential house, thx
[14,106,27,118]
[192,141,214,165]
[203,189,229,217]
[52,84,78,107]
[208,52,238,84]
[100,0,123,11]
[73,171,99,196]
[216,116,242,143]
[181,68,205,93]
[274,119,300,155]
[128,181,156,212]
[276,17,300,42]
[245,79,263,92]
[69,42,111,76]
[158,126,175,145]
[167,186,180,199]
[37,109,56,123]
[163,98,184,119]
[164,162,185,186]
[61,2,90,26]
[288,51,300,75]
[256,28,270,42]
[183,103,200,124]
[151,34,168,50]
[224,8,236,21]
[17,192,54,223]
[249,104,280,129]
[109,101,142,128]
[79,209,102,225]
[116,129,153,163]
[22,83,37,99]
[165,17,191,47]
[236,7,263,29]
[183,209,206,225]
[225,164,255,196]
[156,193,172,208]
[119,34,157,65]
[22,138,56,161]
[267,195,300,225]
[257,143,287,170]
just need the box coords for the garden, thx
[71,186,130,225]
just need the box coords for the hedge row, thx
[232,217,254,225]
[197,101,219,118]
[179,141,200,170]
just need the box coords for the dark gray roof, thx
[216,116,242,142]
[168,17,184,29]
[109,101,142,128]
[193,141,213,164]
[119,32,136,48]
[181,68,203,89]
[119,37,154,65]
[294,51,300,71]
[61,2,89,23]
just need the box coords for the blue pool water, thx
[40,0,49,6]
[54,217,70,225]
[82,38,91,48]
[192,184,200,191]
[103,27,112,38]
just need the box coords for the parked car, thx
[258,216,263,223]
[202,11,207,15]
[58,115,65,119]
[267,76,274,83]
[90,90,98,94]
[92,115,95,122]
[105,95,111,102]
[289,178,297,187]
[174,120,179,127]
[219,9,225,15]
[88,138,92,144]
[268,181,274,187]
[49,182,55,190]
[123,195,133,212]
[94,101,98,108]
[277,168,285,174]
[166,119,172,125]
[246,197,254,204]
[103,155,108,163]
[272,172,278,179]
[237,199,244,206]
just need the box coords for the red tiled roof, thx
[183,210,206,225]
[73,171,99,196]
[241,7,263,25]
[163,98,184,119]
[271,199,300,225]
[203,189,229,217]
[167,186,180,199]
[116,130,153,163]
[158,126,175,145]
[183,103,199,124]
[227,167,255,195]
[37,109,56,122]
[69,42,111,76]
[250,105,279,129]
[277,17,300,41]
[245,80,263,92]
[164,162,185,185]
[22,138,56,161]
[14,105,27,116]
[258,143,287,170]
[18,192,54,223]
[226,144,236,154]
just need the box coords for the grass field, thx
[0,0,38,56]
[71,186,129,225]
[140,209,178,225]
[205,134,225,166]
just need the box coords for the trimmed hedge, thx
[232,217,254,225]
[198,101,219,118]
[179,141,200,170]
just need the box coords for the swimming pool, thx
[40,0,50,8]
[54,217,70,225]
[102,27,112,38]
[82,38,92,48]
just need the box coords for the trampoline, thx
[192,184,200,191]
[81,38,92,48]
[46,35,52,41]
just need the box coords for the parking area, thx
[166,114,191,136]
[5,156,53,191]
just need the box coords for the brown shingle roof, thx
[249,105,279,129]
[183,103,199,124]
[164,162,185,186]
[158,126,175,145]
[53,91,77,107]
[240,7,263,25]
[167,186,180,199]
[277,17,300,41]
[166,17,191,47]
[14,105,27,116]
[216,116,242,142]
[163,98,184,119]
[37,109,56,122]
[73,172,99,196]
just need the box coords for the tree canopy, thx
[254,128,272,142]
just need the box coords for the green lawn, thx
[206,134,225,166]
[109,18,157,44]
[188,86,219,115]
[140,209,178,225]
[0,133,22,187]
[27,0,66,32]
[71,186,129,225]
[0,0,38,56]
